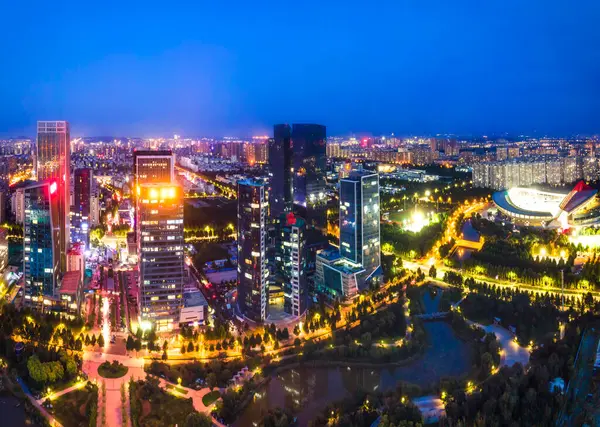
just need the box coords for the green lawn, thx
[51,384,98,427]
[98,361,128,379]
[165,383,189,395]
[202,390,220,407]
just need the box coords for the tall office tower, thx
[277,212,307,318]
[269,125,293,218]
[36,121,70,271]
[133,150,174,188]
[137,183,184,331]
[237,179,269,322]
[339,171,381,289]
[291,124,327,232]
[71,168,92,246]
[133,149,174,230]
[23,181,60,310]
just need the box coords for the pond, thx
[461,220,480,242]
[234,288,472,426]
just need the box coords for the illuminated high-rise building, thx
[277,212,307,318]
[23,181,60,310]
[71,168,92,246]
[291,124,327,232]
[137,183,184,331]
[133,150,174,188]
[36,121,70,270]
[237,179,269,322]
[133,149,174,234]
[339,170,381,289]
[269,125,293,218]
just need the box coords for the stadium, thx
[492,181,600,228]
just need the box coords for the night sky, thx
[2,1,599,137]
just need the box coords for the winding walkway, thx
[466,321,531,368]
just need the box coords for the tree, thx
[162,350,168,361]
[90,226,106,242]
[162,340,169,351]
[429,265,437,278]
[97,334,105,348]
[91,334,97,346]
[181,345,186,354]
[60,351,77,378]
[126,336,135,352]
[184,412,212,427]
[294,338,301,347]
[187,342,194,353]
[206,373,217,391]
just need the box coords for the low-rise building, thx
[179,291,209,326]
[58,270,83,314]
[315,248,365,299]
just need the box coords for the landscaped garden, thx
[129,378,211,427]
[98,360,128,379]
[50,382,98,427]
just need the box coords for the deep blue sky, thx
[2,1,600,138]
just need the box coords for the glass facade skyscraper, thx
[72,168,92,247]
[269,125,293,218]
[237,179,269,322]
[36,121,70,271]
[339,171,381,289]
[137,183,184,331]
[23,181,60,309]
[291,124,327,232]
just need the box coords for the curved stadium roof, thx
[492,191,554,219]
[492,181,597,221]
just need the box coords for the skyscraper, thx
[72,168,92,246]
[137,183,184,331]
[291,124,327,232]
[269,125,293,218]
[133,150,175,187]
[23,181,60,310]
[339,171,381,289]
[133,149,175,236]
[36,121,70,271]
[237,179,269,322]
[277,212,307,318]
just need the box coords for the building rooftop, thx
[331,258,366,275]
[343,170,378,181]
[67,243,84,256]
[60,271,81,294]
[317,248,342,262]
[183,291,208,308]
[238,178,266,187]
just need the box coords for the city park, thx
[2,175,600,426]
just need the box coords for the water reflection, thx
[236,288,471,426]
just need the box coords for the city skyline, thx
[3,1,600,137]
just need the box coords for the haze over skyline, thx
[2,0,600,138]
